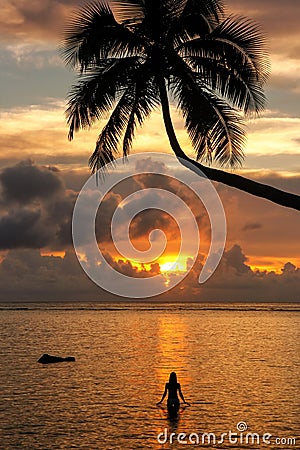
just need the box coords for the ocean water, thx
[0,302,299,449]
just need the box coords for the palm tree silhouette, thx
[63,0,299,210]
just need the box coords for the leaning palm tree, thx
[63,0,299,211]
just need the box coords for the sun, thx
[159,258,187,273]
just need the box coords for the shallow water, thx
[0,303,299,449]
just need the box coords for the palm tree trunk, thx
[158,79,300,211]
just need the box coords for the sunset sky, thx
[0,0,299,302]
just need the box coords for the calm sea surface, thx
[0,303,299,449]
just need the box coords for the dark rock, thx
[38,353,76,364]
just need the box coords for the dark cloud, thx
[0,248,162,301]
[0,160,299,262]
[105,252,161,278]
[60,169,90,191]
[129,210,178,240]
[135,157,168,175]
[0,209,52,250]
[95,169,210,253]
[282,261,299,275]
[96,191,122,243]
[0,159,299,301]
[0,160,75,250]
[0,160,63,203]
[0,244,299,302]
[172,244,300,302]
[0,249,112,301]
[47,191,78,247]
[223,244,251,274]
[242,222,262,232]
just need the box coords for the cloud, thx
[0,102,99,167]
[1,0,300,120]
[135,157,168,175]
[0,159,207,258]
[0,244,299,302]
[0,43,63,68]
[129,209,177,241]
[172,244,300,302]
[94,167,211,263]
[0,159,299,264]
[226,2,300,115]
[240,171,300,196]
[242,223,262,232]
[216,170,300,268]
[0,158,299,301]
[209,245,300,302]
[96,191,123,243]
[223,244,250,274]
[0,0,81,43]
[0,248,111,301]
[1,99,300,178]
[1,0,299,53]
[243,153,300,173]
[105,251,161,278]
[0,209,50,249]
[243,117,300,161]
[227,0,300,53]
[0,160,75,250]
[0,159,63,203]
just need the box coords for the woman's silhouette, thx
[157,372,190,417]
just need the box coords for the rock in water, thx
[38,353,75,364]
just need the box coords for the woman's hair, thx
[169,372,177,385]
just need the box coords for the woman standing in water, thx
[157,372,190,416]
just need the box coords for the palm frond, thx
[184,53,267,114]
[131,0,186,43]
[170,13,213,47]
[123,77,159,156]
[63,1,144,71]
[89,74,159,172]
[180,0,224,24]
[89,87,135,171]
[66,57,141,140]
[113,0,145,24]
[211,16,270,83]
[171,65,245,166]
[168,0,224,50]
[177,16,269,114]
